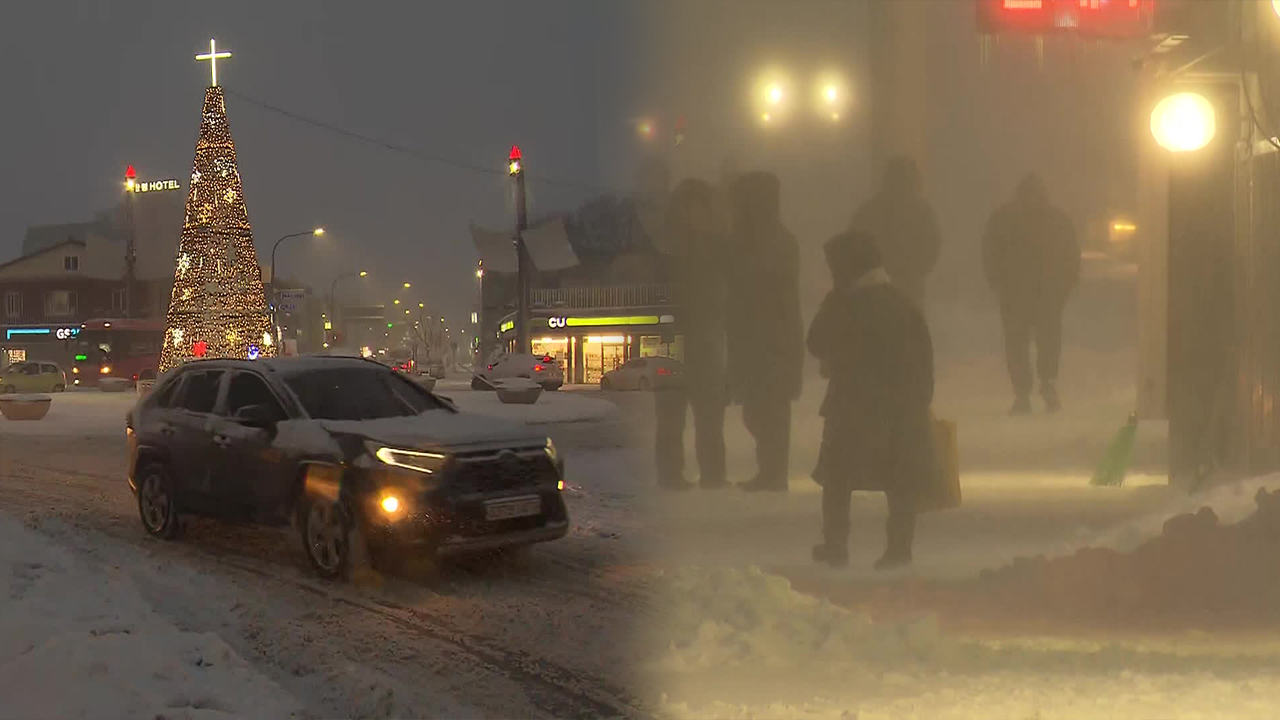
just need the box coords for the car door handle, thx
[212,435,231,449]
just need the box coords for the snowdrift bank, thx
[0,513,302,720]
[646,561,1280,720]
[786,486,1280,634]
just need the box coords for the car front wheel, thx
[298,495,354,580]
[137,462,182,539]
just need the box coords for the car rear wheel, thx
[53,384,65,393]
[471,376,492,391]
[299,495,354,580]
[137,463,182,539]
[600,378,612,391]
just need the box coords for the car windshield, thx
[284,367,440,421]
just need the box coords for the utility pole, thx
[122,165,139,318]
[509,145,531,354]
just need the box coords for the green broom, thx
[1091,411,1139,487]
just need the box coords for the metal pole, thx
[123,189,138,318]
[514,170,530,354]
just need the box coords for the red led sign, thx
[976,0,1155,38]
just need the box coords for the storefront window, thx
[640,334,684,362]
[582,335,627,385]
[531,336,568,369]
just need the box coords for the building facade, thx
[494,283,679,385]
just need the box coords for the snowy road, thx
[0,391,657,719]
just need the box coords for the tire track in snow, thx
[0,461,653,719]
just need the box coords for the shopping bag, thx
[917,415,962,513]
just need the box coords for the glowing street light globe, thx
[767,84,783,104]
[1151,92,1216,153]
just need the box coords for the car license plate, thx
[485,496,541,521]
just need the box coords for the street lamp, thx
[270,227,324,343]
[1151,92,1216,152]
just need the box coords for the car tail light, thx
[542,355,553,363]
[534,364,544,372]
[132,373,139,381]
[657,367,672,376]
[487,364,493,371]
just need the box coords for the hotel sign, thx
[127,179,181,193]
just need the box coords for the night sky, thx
[0,0,642,330]
[1,0,1142,329]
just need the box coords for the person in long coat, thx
[982,173,1080,414]
[725,171,804,492]
[809,231,935,570]
[654,178,729,490]
[849,156,941,309]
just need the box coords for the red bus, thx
[70,318,164,387]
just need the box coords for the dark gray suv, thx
[126,356,569,579]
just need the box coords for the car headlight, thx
[368,442,447,474]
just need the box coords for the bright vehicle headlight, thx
[380,495,401,513]
[369,442,446,474]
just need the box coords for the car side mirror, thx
[233,404,277,427]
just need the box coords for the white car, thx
[600,356,683,391]
[472,353,564,391]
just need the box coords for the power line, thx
[222,88,611,193]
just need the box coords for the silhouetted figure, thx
[725,171,803,492]
[654,179,728,490]
[983,173,1080,415]
[850,156,941,308]
[809,231,935,570]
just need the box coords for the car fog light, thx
[557,480,565,491]
[381,496,401,513]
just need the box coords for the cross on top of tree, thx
[195,38,232,87]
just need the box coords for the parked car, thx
[0,361,67,394]
[125,356,569,579]
[472,353,563,391]
[600,356,683,391]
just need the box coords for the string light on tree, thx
[158,39,275,372]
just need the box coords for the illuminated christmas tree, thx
[158,40,274,372]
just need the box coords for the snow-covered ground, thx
[0,512,304,720]
[0,378,649,718]
[631,283,1280,719]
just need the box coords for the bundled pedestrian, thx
[982,173,1080,414]
[654,178,729,490]
[809,231,935,570]
[725,171,803,492]
[849,155,941,309]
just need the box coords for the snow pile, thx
[0,391,132,438]
[962,486,1280,627]
[650,566,948,673]
[795,486,1280,634]
[438,389,619,424]
[647,564,1280,720]
[0,513,303,720]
